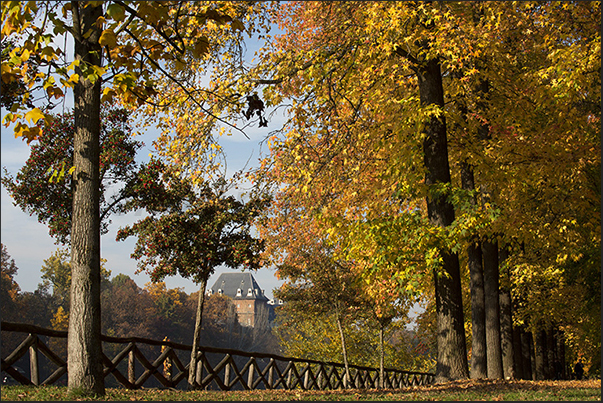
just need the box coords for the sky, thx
[0,15,286,300]
[0,110,286,299]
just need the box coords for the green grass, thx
[1,379,600,401]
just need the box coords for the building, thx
[206,272,283,328]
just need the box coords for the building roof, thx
[207,272,269,301]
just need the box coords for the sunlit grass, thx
[1,379,600,401]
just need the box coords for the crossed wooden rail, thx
[1,321,434,390]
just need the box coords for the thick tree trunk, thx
[546,326,556,379]
[188,276,208,389]
[533,328,546,380]
[513,326,524,380]
[336,314,351,388]
[417,58,468,383]
[520,328,533,380]
[529,331,536,380]
[482,239,503,379]
[498,247,514,379]
[556,330,566,379]
[461,162,487,379]
[68,1,104,396]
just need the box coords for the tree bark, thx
[417,58,468,382]
[336,312,351,388]
[379,325,385,388]
[533,328,546,380]
[461,162,487,379]
[520,328,533,380]
[529,331,536,380]
[546,325,555,379]
[188,276,208,389]
[556,329,566,379]
[513,326,524,380]
[68,1,105,396]
[499,246,514,379]
[482,238,503,379]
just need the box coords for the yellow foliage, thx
[51,306,69,331]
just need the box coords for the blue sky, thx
[0,17,286,299]
[0,108,286,299]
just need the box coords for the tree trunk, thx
[188,276,208,389]
[520,328,533,380]
[541,328,550,379]
[67,1,104,396]
[529,331,536,380]
[533,328,546,380]
[461,162,487,379]
[482,238,503,379]
[556,330,566,379]
[417,58,468,382]
[336,314,351,388]
[513,326,524,380]
[379,325,385,388]
[499,246,514,379]
[546,325,555,379]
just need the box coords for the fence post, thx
[317,365,323,390]
[29,335,39,386]
[247,358,255,389]
[128,345,136,385]
[224,358,231,389]
[267,358,274,389]
[303,363,310,390]
[195,351,203,388]
[286,361,293,389]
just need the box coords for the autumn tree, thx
[2,108,141,244]
[38,248,112,316]
[230,1,599,383]
[442,2,601,378]
[239,1,471,381]
[40,248,72,309]
[100,274,160,339]
[0,243,21,323]
[267,223,368,387]
[2,1,267,394]
[116,158,267,389]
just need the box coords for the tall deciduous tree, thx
[116,158,267,389]
[237,1,598,382]
[2,1,260,394]
[246,1,472,381]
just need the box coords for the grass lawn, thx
[1,379,600,401]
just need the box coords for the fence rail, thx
[1,321,434,390]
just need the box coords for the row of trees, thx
[163,1,598,382]
[0,243,279,356]
[1,1,599,394]
[1,243,433,380]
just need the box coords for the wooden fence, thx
[1,321,434,390]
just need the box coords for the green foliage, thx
[274,307,431,372]
[0,38,32,110]
[1,108,142,244]
[116,159,269,284]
